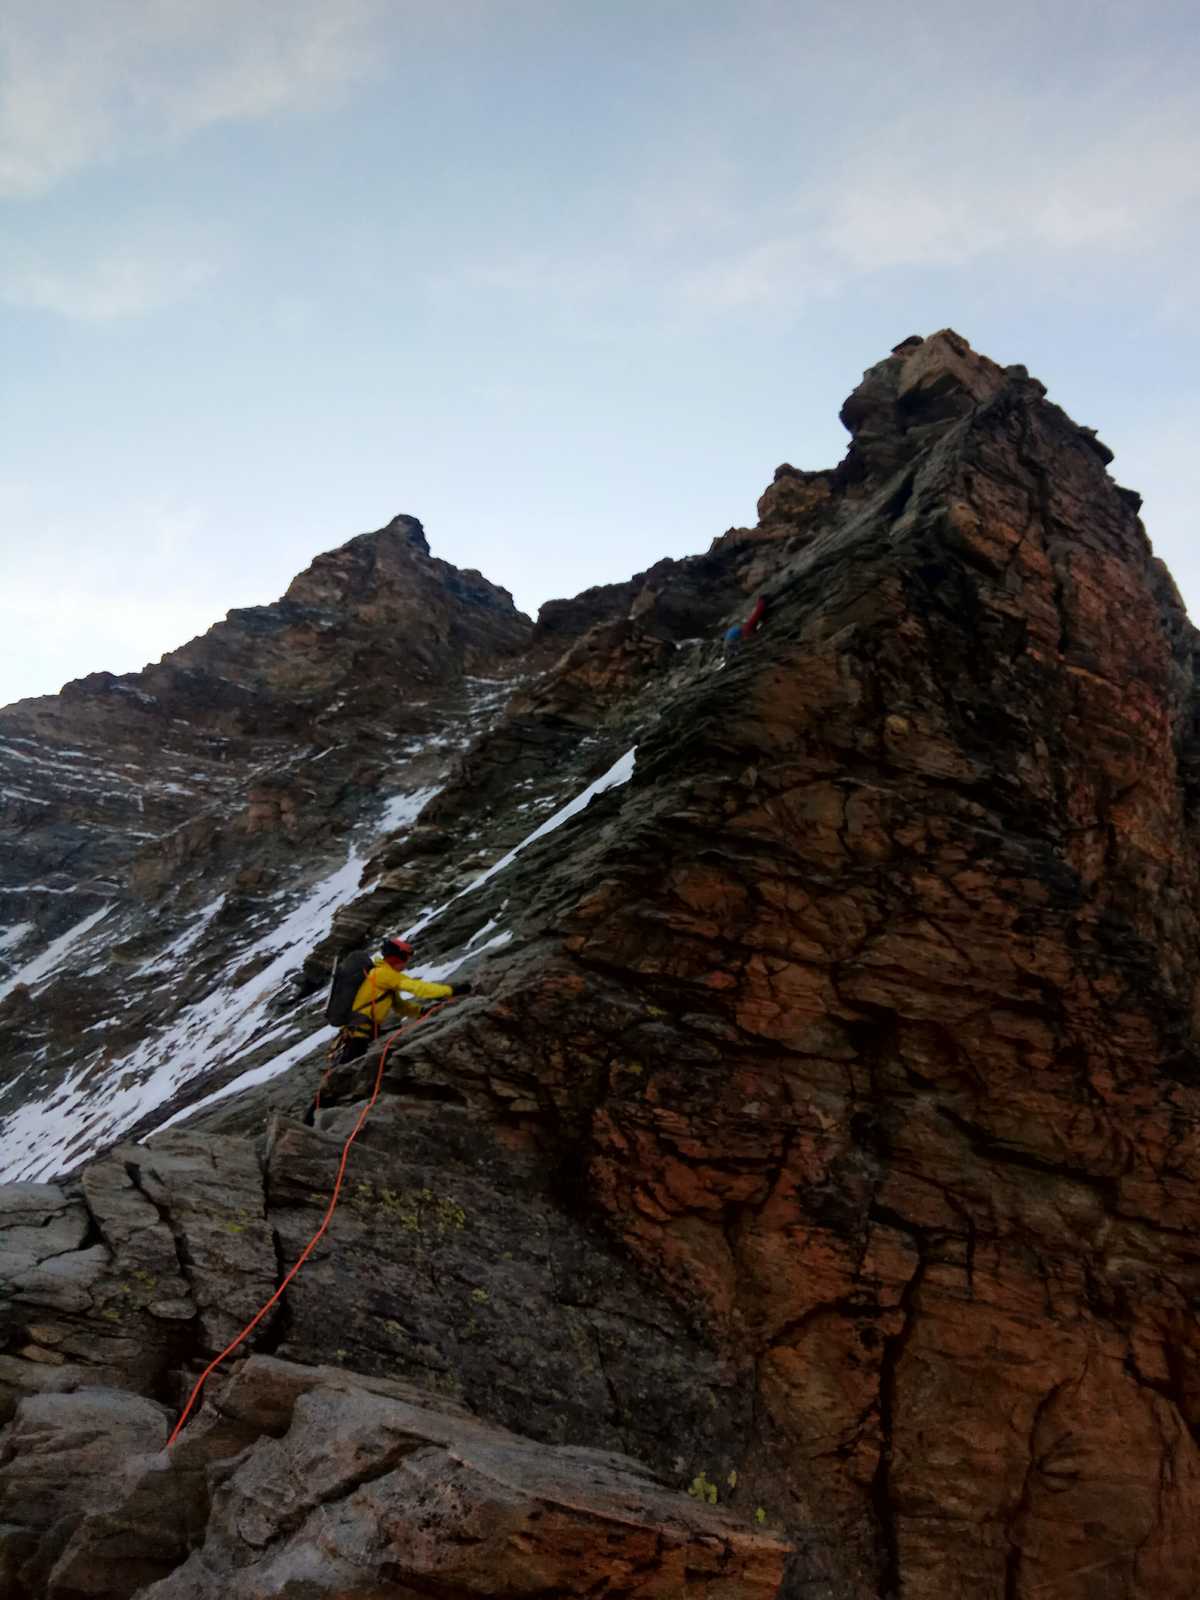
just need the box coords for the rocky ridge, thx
[1,330,1198,1598]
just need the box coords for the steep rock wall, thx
[314,335,1200,1595]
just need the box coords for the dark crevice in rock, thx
[253,1229,294,1358]
[1123,1344,1200,1449]
[766,1298,884,1352]
[122,1158,193,1288]
[933,1105,1123,1204]
[1003,1377,1071,1600]
[385,1077,469,1107]
[869,1241,927,1600]
[881,467,917,526]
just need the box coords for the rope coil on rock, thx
[165,993,445,1450]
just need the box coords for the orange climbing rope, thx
[165,996,446,1450]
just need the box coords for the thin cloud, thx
[0,218,227,320]
[823,98,1200,272]
[0,497,229,702]
[670,90,1200,312]
[452,250,635,303]
[0,0,387,197]
[421,78,1199,326]
[678,237,837,314]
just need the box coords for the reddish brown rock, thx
[342,332,1200,1596]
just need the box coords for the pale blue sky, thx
[2,0,1198,706]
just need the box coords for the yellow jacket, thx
[348,961,454,1035]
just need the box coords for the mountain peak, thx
[838,326,1039,481]
[376,512,430,555]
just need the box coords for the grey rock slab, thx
[82,1155,164,1252]
[0,1354,135,1428]
[213,1352,472,1438]
[135,1376,789,1600]
[9,1242,110,1314]
[0,1184,73,1223]
[265,1108,749,1475]
[120,1134,276,1352]
[163,1355,475,1493]
[80,1152,194,1319]
[0,1387,168,1532]
[45,1448,200,1598]
[0,1184,90,1278]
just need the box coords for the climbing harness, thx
[165,990,447,1450]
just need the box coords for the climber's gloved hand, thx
[452,981,473,998]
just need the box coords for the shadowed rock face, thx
[2,330,1199,1599]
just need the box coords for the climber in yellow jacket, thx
[338,936,468,1065]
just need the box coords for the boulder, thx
[138,1359,789,1600]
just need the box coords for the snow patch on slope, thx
[379,784,440,833]
[153,918,522,1133]
[463,746,636,896]
[0,740,637,1174]
[0,904,113,1005]
[0,854,365,1181]
[153,1028,330,1133]
[407,746,636,937]
[0,923,33,957]
[0,781,449,1179]
[140,896,227,976]
[415,918,514,983]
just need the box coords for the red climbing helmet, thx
[381,936,415,964]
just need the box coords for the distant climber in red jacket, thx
[723,595,767,655]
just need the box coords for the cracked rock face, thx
[147,1362,788,1600]
[0,1357,788,1600]
[2,330,1199,1598]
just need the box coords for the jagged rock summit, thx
[0,510,530,925]
[59,509,525,730]
[3,330,1200,1599]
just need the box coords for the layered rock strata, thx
[0,514,528,932]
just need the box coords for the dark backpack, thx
[324,948,375,1027]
